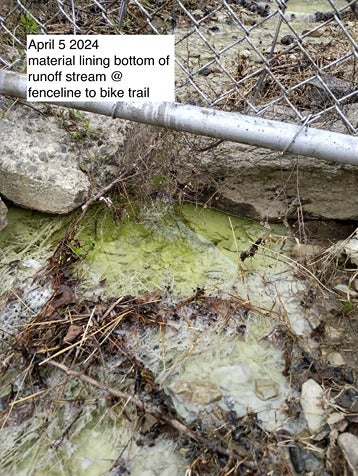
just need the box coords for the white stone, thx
[300,379,327,434]
[346,238,358,266]
[337,432,358,473]
[326,352,345,367]
[334,284,358,298]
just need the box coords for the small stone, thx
[327,412,346,426]
[344,237,358,266]
[302,29,323,37]
[255,378,280,400]
[281,34,295,45]
[292,243,322,260]
[192,9,204,17]
[198,66,212,76]
[337,433,358,472]
[239,49,251,59]
[335,388,358,413]
[325,325,345,340]
[300,379,327,434]
[38,151,48,161]
[289,445,305,473]
[289,445,322,473]
[169,380,222,407]
[241,12,257,26]
[326,352,345,367]
[334,284,358,298]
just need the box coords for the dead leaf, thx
[52,284,76,308]
[63,325,83,343]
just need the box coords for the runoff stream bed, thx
[0,199,357,475]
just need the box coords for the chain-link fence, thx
[0,0,357,136]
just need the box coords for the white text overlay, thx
[27,35,175,102]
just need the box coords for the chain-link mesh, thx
[1,0,357,135]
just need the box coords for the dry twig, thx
[45,359,254,468]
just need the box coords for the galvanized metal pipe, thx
[1,70,357,165]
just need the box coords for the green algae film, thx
[0,207,69,256]
[0,402,126,476]
[0,207,71,298]
[75,202,290,297]
[0,202,291,299]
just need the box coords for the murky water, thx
[0,202,290,300]
[74,201,291,298]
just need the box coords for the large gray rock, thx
[0,103,130,214]
[0,105,90,214]
[177,141,358,221]
[0,157,89,214]
[0,197,7,230]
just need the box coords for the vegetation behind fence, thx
[0,1,357,135]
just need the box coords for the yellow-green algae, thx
[0,201,291,300]
[0,207,70,257]
[74,201,291,297]
[0,401,127,476]
[0,207,71,299]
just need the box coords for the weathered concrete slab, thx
[0,103,130,214]
[177,139,358,221]
[124,122,358,221]
[0,105,90,214]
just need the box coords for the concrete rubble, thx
[0,103,130,222]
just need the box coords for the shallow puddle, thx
[74,201,291,298]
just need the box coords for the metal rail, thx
[1,70,357,165]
